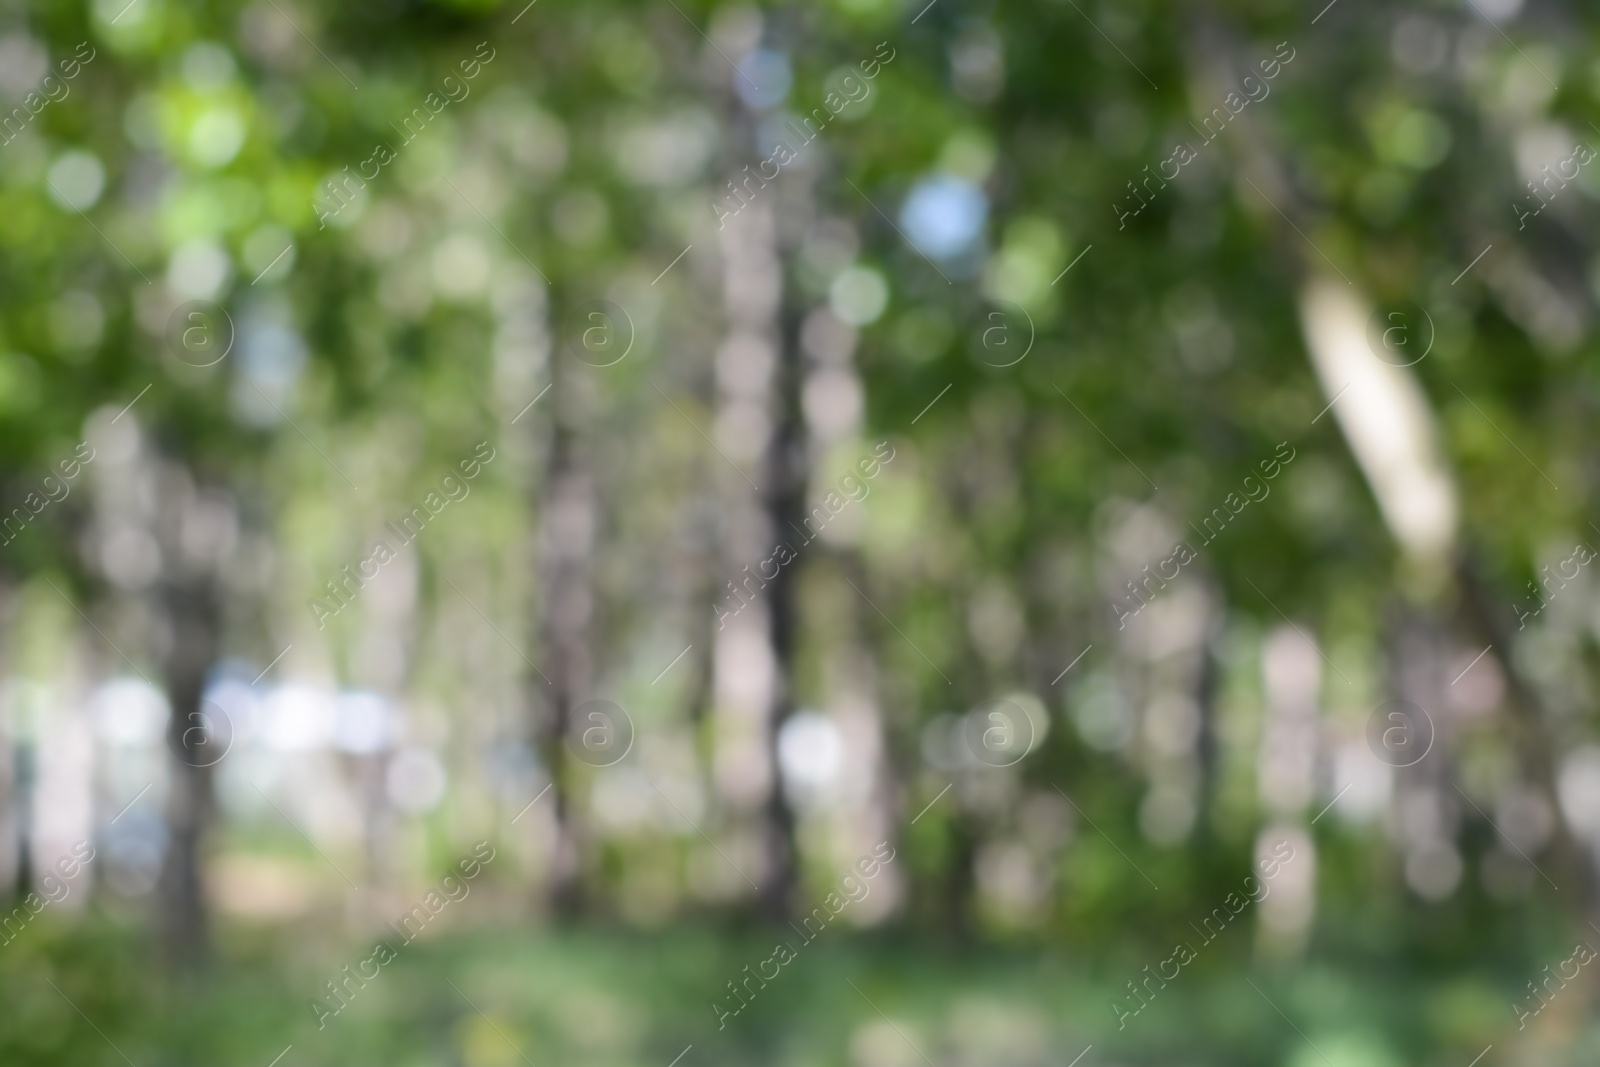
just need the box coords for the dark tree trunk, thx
[757,286,808,920]
[157,572,221,967]
[1194,613,1222,826]
[146,466,236,969]
[0,581,18,901]
[534,348,591,917]
[709,92,809,914]
[1456,552,1589,911]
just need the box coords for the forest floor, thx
[0,919,1557,1067]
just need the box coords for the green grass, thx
[1,917,1592,1067]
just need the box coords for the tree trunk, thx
[0,581,18,901]
[534,347,592,917]
[757,281,808,920]
[157,570,221,967]
[146,465,236,968]
[1456,553,1589,911]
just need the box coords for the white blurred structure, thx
[1296,277,1458,568]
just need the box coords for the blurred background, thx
[2,0,1600,1063]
